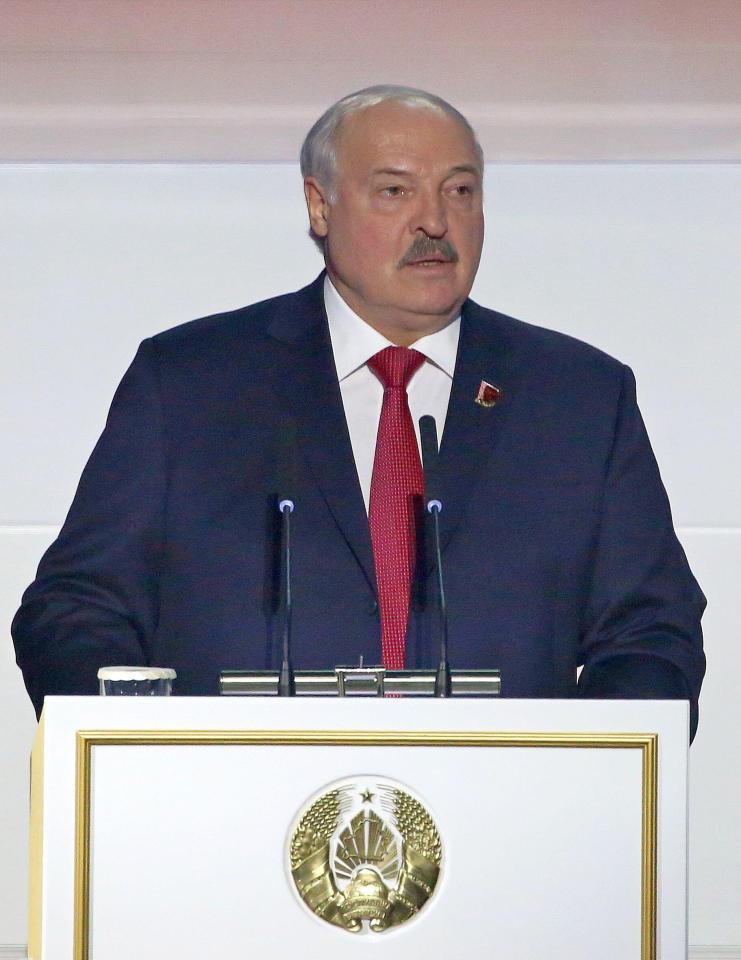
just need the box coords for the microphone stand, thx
[428,498,450,698]
[219,419,500,698]
[419,416,451,698]
[277,497,295,696]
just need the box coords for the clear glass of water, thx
[98,666,176,696]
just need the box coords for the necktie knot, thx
[368,346,425,390]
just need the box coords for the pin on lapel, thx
[474,380,502,408]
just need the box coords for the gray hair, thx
[300,84,484,198]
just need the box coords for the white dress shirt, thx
[324,276,460,512]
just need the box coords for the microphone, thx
[276,426,297,697]
[419,415,450,697]
[219,415,501,700]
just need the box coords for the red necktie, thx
[367,346,426,669]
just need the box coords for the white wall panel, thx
[0,164,323,525]
[472,165,741,528]
[682,529,741,946]
[1,163,739,950]
[2,164,739,527]
[0,531,54,945]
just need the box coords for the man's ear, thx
[304,177,330,239]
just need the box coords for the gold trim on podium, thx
[73,729,658,960]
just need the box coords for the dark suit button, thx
[369,599,378,616]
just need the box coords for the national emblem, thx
[288,777,442,933]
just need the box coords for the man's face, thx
[304,101,485,345]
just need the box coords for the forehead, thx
[335,101,479,177]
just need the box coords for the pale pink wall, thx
[1,0,740,160]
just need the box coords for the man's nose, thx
[412,191,447,237]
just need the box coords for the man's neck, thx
[326,271,460,346]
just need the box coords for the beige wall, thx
[1,0,740,162]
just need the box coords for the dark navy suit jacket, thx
[13,274,706,734]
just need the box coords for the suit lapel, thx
[261,282,528,590]
[265,275,377,592]
[436,299,527,554]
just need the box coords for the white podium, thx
[28,696,688,959]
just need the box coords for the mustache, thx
[398,236,459,268]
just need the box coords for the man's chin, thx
[386,303,462,342]
[396,271,468,309]
[395,289,465,322]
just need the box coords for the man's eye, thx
[452,183,472,196]
[382,185,405,197]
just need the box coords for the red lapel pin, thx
[474,380,502,408]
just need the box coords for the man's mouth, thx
[398,239,459,269]
[404,254,456,268]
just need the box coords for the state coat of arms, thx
[288,776,442,933]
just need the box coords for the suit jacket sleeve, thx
[576,364,706,739]
[12,339,165,716]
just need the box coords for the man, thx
[12,85,706,736]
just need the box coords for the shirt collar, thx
[324,275,460,382]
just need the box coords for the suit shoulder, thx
[469,301,627,376]
[147,285,306,356]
